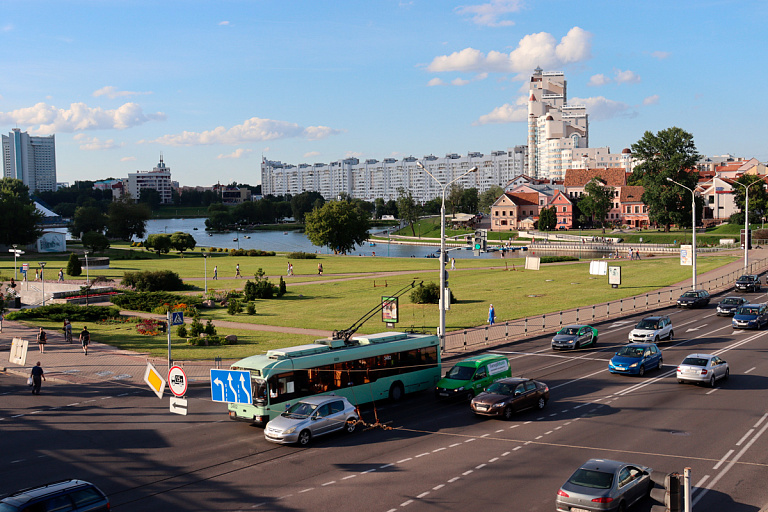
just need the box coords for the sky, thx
[2,0,767,188]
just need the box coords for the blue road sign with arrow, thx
[210,369,252,404]
[170,312,184,326]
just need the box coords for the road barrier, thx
[443,256,768,353]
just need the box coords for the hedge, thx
[5,304,120,322]
[121,270,186,292]
[111,291,201,312]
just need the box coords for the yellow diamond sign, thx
[144,362,166,399]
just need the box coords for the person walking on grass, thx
[213,265,218,280]
[63,319,72,343]
[80,326,90,355]
[318,263,323,276]
[235,263,241,278]
[58,268,64,282]
[488,304,496,326]
[30,361,45,395]
[36,327,47,353]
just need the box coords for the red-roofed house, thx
[549,190,574,229]
[490,192,540,231]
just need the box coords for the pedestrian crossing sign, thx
[171,312,184,326]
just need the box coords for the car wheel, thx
[658,358,663,370]
[638,365,645,377]
[345,418,357,434]
[298,429,312,446]
[724,368,730,380]
[668,330,674,341]
[537,397,547,410]
[678,379,684,384]
[592,334,597,346]
[503,406,514,420]
[575,341,580,350]
[616,501,626,512]
[389,382,404,401]
[466,390,475,401]
[653,336,659,343]
[709,374,716,388]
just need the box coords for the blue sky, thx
[2,0,767,187]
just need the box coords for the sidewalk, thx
[1,248,760,389]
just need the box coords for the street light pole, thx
[38,262,46,306]
[730,178,762,273]
[12,244,18,280]
[203,253,209,294]
[84,251,90,306]
[666,177,698,290]
[417,161,477,350]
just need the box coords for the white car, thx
[264,395,359,446]
[677,354,729,387]
[628,315,673,343]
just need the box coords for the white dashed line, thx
[433,484,444,491]
[321,481,335,486]
[415,452,429,458]
[712,450,734,470]
[745,367,756,374]
[299,488,313,493]
[462,470,473,476]
[342,475,357,480]
[397,458,412,464]
[447,477,460,483]
[736,429,755,446]
[400,500,413,507]
[416,492,429,499]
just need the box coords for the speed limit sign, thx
[168,365,188,397]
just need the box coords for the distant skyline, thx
[1,0,766,187]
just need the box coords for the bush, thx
[243,268,278,300]
[189,317,204,337]
[67,253,82,277]
[278,276,286,297]
[82,231,111,252]
[111,291,201,312]
[246,302,256,315]
[410,282,455,304]
[176,324,188,338]
[540,256,580,264]
[5,304,119,322]
[136,318,162,336]
[121,270,186,292]
[286,252,317,259]
[205,319,217,336]
[227,299,242,315]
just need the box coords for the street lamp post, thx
[730,178,762,273]
[38,262,46,306]
[666,178,698,290]
[84,251,90,306]
[203,253,209,294]
[416,161,477,350]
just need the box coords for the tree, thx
[730,174,768,225]
[66,252,82,277]
[170,231,197,253]
[107,196,151,240]
[396,188,421,236]
[538,206,557,231]
[0,178,42,246]
[629,127,701,231]
[478,185,504,215]
[447,184,464,216]
[70,205,107,237]
[81,231,111,252]
[305,200,370,254]
[578,178,615,231]
[145,233,172,255]
[138,188,162,210]
[291,191,325,222]
[461,187,479,214]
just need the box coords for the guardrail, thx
[442,256,768,353]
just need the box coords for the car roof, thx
[562,324,588,328]
[296,394,349,405]
[720,296,745,300]
[683,353,714,359]
[621,343,656,348]
[641,315,668,320]
[456,354,506,366]
[495,377,532,385]
[579,459,627,472]
[1,479,94,504]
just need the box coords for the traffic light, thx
[473,234,483,251]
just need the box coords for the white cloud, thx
[304,151,321,158]
[2,24,12,32]
[571,96,634,121]
[121,156,137,162]
[0,102,166,134]
[651,51,670,60]
[427,77,445,86]
[218,148,252,159]
[427,27,592,75]
[73,133,122,150]
[145,117,343,146]
[452,78,470,86]
[93,86,152,99]
[455,0,522,27]
[614,69,640,84]
[218,21,230,26]
[643,94,660,105]
[588,74,610,86]
[474,95,529,125]
[345,151,363,158]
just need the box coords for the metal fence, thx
[442,256,768,353]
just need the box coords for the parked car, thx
[676,289,710,308]
[677,353,729,387]
[628,315,673,343]
[264,395,358,446]
[555,459,653,512]
[470,377,549,419]
[735,274,762,292]
[732,303,768,330]
[609,343,663,377]
[716,296,748,316]
[0,479,109,512]
[551,324,598,350]
[435,354,511,400]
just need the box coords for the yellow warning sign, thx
[143,362,166,399]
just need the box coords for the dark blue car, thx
[732,303,768,329]
[609,343,662,377]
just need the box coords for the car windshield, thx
[736,307,760,315]
[739,275,756,281]
[616,346,645,358]
[446,365,476,381]
[635,319,659,329]
[486,382,514,395]
[682,357,709,367]
[568,468,614,489]
[559,327,579,335]
[282,401,317,419]
[721,298,742,305]
[681,292,698,298]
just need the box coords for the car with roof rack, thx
[0,479,109,512]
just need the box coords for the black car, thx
[470,377,550,419]
[0,479,109,511]
[717,296,748,316]
[736,274,762,292]
[676,289,711,308]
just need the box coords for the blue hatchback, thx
[609,343,663,377]
[732,303,768,329]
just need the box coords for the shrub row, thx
[186,335,237,346]
[121,270,186,292]
[228,249,276,257]
[286,252,317,259]
[539,256,580,264]
[111,291,201,312]
[6,304,120,322]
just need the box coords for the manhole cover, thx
[670,431,690,436]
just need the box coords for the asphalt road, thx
[2,291,768,512]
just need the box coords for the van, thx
[0,479,109,512]
[435,354,511,400]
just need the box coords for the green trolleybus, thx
[227,331,440,426]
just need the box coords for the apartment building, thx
[2,128,57,192]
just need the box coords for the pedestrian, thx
[213,266,218,280]
[30,361,45,395]
[36,327,47,353]
[34,268,39,281]
[635,250,641,260]
[63,319,72,343]
[287,262,293,276]
[318,263,323,275]
[0,310,4,333]
[58,268,64,282]
[628,247,633,260]
[451,258,456,270]
[488,304,495,326]
[80,326,90,356]
[235,263,241,278]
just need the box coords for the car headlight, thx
[457,386,465,391]
[630,362,638,368]
[283,426,297,435]
[491,403,503,408]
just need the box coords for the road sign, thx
[144,362,166,399]
[22,263,29,272]
[170,397,188,416]
[168,365,188,397]
[210,369,252,404]
[170,312,184,326]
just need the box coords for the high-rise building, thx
[2,128,57,192]
[127,155,173,204]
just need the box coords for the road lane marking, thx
[754,413,768,428]
[736,429,755,446]
[713,450,734,470]
[745,366,756,373]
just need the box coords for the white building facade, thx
[127,156,173,204]
[2,128,57,192]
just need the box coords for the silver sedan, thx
[264,395,359,446]
[676,353,729,387]
[556,459,652,512]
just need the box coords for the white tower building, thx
[2,128,57,192]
